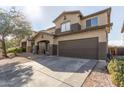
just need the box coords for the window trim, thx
[61,21,71,32]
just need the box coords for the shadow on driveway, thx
[0,53,108,87]
[31,56,97,73]
[18,53,103,74]
[0,62,33,87]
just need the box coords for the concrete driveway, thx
[0,53,97,87]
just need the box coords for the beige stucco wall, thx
[27,40,32,46]
[54,12,108,30]
[54,29,107,45]
[34,29,107,45]
[34,33,54,45]
[54,13,81,29]
[81,12,108,29]
[34,12,109,46]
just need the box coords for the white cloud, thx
[108,40,123,46]
[23,6,43,23]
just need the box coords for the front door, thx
[38,41,50,55]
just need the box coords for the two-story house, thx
[25,7,112,60]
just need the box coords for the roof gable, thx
[33,31,54,40]
[53,10,82,23]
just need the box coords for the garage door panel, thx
[59,37,98,59]
[60,40,97,48]
[59,49,97,58]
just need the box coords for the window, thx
[86,17,98,28]
[66,22,70,31]
[86,19,91,27]
[61,23,65,32]
[91,17,98,26]
[61,22,70,32]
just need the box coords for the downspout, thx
[105,27,108,54]
[106,7,112,55]
[102,8,111,60]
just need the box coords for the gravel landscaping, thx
[83,61,115,87]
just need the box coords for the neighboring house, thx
[20,31,37,52]
[21,7,113,60]
[108,22,124,56]
[108,45,124,55]
[109,22,124,56]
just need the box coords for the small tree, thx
[0,7,32,57]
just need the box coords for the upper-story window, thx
[61,22,70,32]
[86,17,98,28]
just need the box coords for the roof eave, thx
[32,31,54,40]
[82,7,111,19]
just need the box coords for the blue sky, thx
[0,6,124,45]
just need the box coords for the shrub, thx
[16,48,23,53]
[111,72,123,86]
[115,56,124,61]
[108,58,124,87]
[107,59,122,74]
[7,47,23,54]
[22,48,26,52]
[120,80,124,87]
[7,47,17,54]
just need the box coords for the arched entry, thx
[37,40,50,55]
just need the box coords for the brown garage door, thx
[58,37,98,59]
